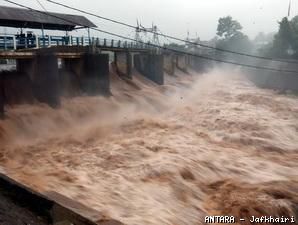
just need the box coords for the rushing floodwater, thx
[0,68,297,225]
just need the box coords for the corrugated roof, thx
[0,5,96,31]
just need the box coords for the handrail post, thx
[3,35,7,50]
[25,36,28,49]
[13,36,16,50]
[36,35,39,48]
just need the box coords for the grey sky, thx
[1,0,296,41]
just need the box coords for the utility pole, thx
[288,0,292,17]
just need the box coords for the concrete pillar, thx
[62,54,110,96]
[60,58,82,97]
[63,58,83,79]
[32,54,60,107]
[163,54,175,75]
[35,35,39,48]
[114,51,132,79]
[13,36,17,50]
[134,54,164,85]
[81,53,110,96]
[0,75,4,119]
[17,59,35,81]
[176,55,188,73]
[190,56,208,73]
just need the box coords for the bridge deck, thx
[0,46,150,59]
[0,34,155,58]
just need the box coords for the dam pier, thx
[0,45,194,117]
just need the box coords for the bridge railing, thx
[0,34,157,51]
[0,35,15,50]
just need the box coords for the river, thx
[0,67,297,225]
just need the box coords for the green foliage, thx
[270,17,293,58]
[165,43,186,51]
[263,16,298,59]
[217,16,242,39]
[216,16,252,53]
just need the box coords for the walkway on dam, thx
[0,34,155,52]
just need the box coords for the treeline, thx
[260,16,298,59]
[165,15,298,61]
[215,15,298,60]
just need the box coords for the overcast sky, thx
[1,0,297,41]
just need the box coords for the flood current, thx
[0,67,297,225]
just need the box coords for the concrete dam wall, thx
[245,60,298,93]
[0,48,210,119]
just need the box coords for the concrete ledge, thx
[33,53,61,107]
[0,173,124,225]
[176,55,189,73]
[134,53,164,85]
[163,54,175,75]
[114,51,132,79]
[81,53,110,96]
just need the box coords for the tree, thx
[270,17,294,58]
[165,43,186,51]
[289,16,298,57]
[215,16,252,54]
[217,16,242,39]
[290,15,298,34]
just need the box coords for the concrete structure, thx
[188,56,209,73]
[0,44,170,119]
[163,54,175,75]
[134,54,164,85]
[81,53,110,96]
[0,5,96,31]
[0,173,123,225]
[114,51,132,79]
[0,44,212,119]
[176,54,190,73]
[63,52,111,96]
[15,49,111,102]
[16,53,60,107]
[35,54,60,107]
[242,59,298,92]
[1,71,34,105]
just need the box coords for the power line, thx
[46,0,297,64]
[35,0,47,12]
[3,0,298,74]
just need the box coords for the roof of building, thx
[0,5,96,31]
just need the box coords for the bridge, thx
[0,5,194,117]
[0,34,154,52]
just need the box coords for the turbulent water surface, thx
[0,68,297,225]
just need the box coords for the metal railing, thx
[0,34,156,51]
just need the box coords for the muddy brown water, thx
[0,67,297,225]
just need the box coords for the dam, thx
[0,3,297,225]
[0,5,205,225]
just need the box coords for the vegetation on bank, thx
[165,15,298,60]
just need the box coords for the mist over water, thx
[0,67,297,225]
